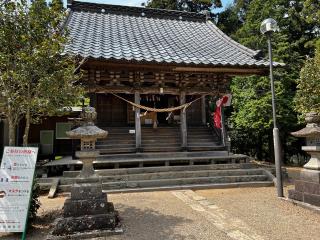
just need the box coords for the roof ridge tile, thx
[70,1,206,22]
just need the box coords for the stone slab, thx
[47,228,123,240]
[300,169,320,183]
[71,183,106,200]
[295,180,320,195]
[48,178,60,199]
[52,213,117,235]
[304,193,320,207]
[288,189,303,202]
[64,199,114,217]
[280,197,320,214]
[76,150,99,158]
[294,180,304,192]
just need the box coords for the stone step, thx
[141,135,180,138]
[188,142,222,146]
[98,150,230,159]
[96,144,136,148]
[142,143,181,147]
[63,163,257,177]
[188,131,216,134]
[141,146,182,152]
[188,147,226,152]
[187,137,219,141]
[96,151,237,162]
[141,127,180,132]
[141,139,180,143]
[99,147,136,154]
[101,175,269,190]
[58,181,273,193]
[188,138,219,142]
[59,181,273,193]
[60,169,266,185]
[96,140,136,145]
[104,181,274,193]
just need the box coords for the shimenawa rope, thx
[111,93,203,113]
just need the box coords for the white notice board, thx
[0,147,38,232]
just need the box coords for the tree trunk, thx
[23,106,31,146]
[8,118,16,146]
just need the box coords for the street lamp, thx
[260,18,284,198]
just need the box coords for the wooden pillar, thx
[201,95,206,125]
[180,91,187,150]
[134,91,142,151]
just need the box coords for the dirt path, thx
[1,186,319,240]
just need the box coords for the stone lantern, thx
[289,112,320,207]
[66,106,108,178]
[49,107,121,238]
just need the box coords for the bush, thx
[28,180,41,222]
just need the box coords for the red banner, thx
[213,95,229,129]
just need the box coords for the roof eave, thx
[79,57,270,75]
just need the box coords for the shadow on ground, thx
[114,203,196,240]
[0,208,62,240]
[0,203,196,240]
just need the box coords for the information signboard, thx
[0,147,38,233]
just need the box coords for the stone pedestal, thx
[301,146,320,170]
[288,169,320,207]
[289,112,320,207]
[50,183,120,238]
[76,150,99,178]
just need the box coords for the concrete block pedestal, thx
[290,112,320,207]
[288,170,320,207]
[48,183,121,239]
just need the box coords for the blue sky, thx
[63,0,233,12]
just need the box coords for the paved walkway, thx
[0,186,319,240]
[196,187,320,240]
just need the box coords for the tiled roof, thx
[64,1,277,68]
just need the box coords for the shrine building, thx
[14,0,278,157]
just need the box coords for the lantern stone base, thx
[76,150,99,178]
[301,146,320,170]
[48,183,121,239]
[288,169,320,207]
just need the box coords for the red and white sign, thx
[0,147,38,232]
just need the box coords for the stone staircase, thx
[95,126,223,154]
[38,152,274,194]
[141,126,181,152]
[187,126,223,151]
[96,127,136,154]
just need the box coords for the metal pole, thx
[267,34,284,197]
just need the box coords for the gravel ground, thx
[106,191,231,240]
[196,186,320,240]
[0,185,319,240]
[0,196,64,240]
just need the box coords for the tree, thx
[294,42,320,115]
[0,1,29,145]
[220,0,319,162]
[302,0,320,26]
[146,0,222,13]
[216,5,242,35]
[0,0,82,146]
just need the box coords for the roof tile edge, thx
[68,0,206,22]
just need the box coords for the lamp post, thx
[260,18,284,197]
